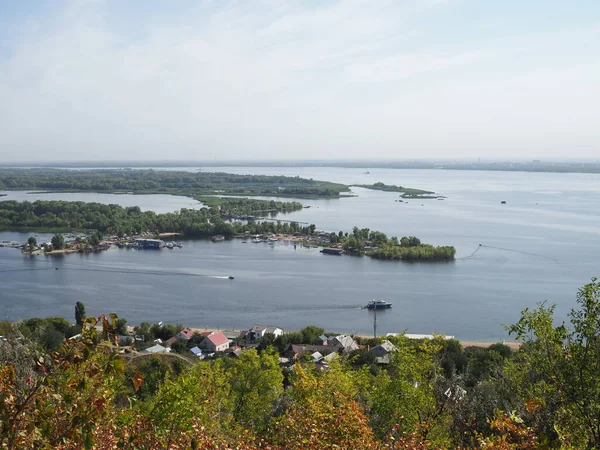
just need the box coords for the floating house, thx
[134,239,164,249]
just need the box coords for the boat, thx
[166,242,174,249]
[365,300,392,310]
[321,248,343,255]
[211,235,225,242]
[364,168,370,174]
[501,201,506,204]
[251,238,262,243]
[268,237,279,242]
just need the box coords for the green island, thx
[0,168,351,199]
[2,279,600,448]
[0,199,455,261]
[354,182,441,198]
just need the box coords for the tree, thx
[506,278,600,448]
[27,236,37,250]
[75,301,86,327]
[300,325,325,344]
[51,234,65,250]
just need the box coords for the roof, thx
[144,344,167,354]
[178,328,194,339]
[165,337,177,347]
[375,340,398,353]
[318,335,328,341]
[190,346,202,355]
[311,351,323,362]
[250,325,282,333]
[206,331,229,347]
[387,333,455,340]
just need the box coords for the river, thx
[1,167,599,341]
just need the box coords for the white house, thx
[247,325,284,341]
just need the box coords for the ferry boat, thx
[365,300,392,310]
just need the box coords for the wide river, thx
[1,167,599,341]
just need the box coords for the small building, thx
[190,346,203,358]
[164,337,177,347]
[285,344,333,361]
[228,346,242,358]
[371,340,398,364]
[176,328,194,341]
[144,344,170,354]
[316,335,329,346]
[199,331,230,352]
[134,239,164,249]
[247,325,284,341]
[330,335,359,354]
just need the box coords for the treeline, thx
[3,280,600,448]
[334,227,456,261]
[0,168,349,197]
[0,199,312,237]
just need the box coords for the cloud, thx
[0,0,598,161]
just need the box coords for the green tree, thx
[300,325,325,344]
[506,278,600,448]
[222,348,284,432]
[27,236,37,250]
[75,301,86,327]
[51,234,65,250]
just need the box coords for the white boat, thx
[365,300,392,310]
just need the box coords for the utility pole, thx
[373,303,377,339]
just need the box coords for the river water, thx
[1,167,599,341]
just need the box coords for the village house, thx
[144,344,170,354]
[371,340,398,364]
[316,334,329,346]
[176,328,194,341]
[285,344,333,361]
[246,325,284,342]
[330,335,359,354]
[198,331,230,353]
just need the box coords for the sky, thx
[0,0,599,162]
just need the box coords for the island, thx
[0,198,455,262]
[0,168,351,199]
[353,182,442,199]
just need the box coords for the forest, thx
[1,280,600,449]
[0,199,307,237]
[0,168,349,198]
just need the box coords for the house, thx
[330,335,359,354]
[386,333,455,340]
[176,328,194,341]
[228,346,242,358]
[285,344,332,361]
[371,340,398,364]
[190,346,204,359]
[247,325,284,341]
[316,335,329,346]
[199,331,230,352]
[144,344,170,354]
[164,336,177,347]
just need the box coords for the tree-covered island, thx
[0,199,455,261]
[0,168,351,199]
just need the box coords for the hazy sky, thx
[1,0,599,162]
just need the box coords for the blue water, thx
[1,167,599,340]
